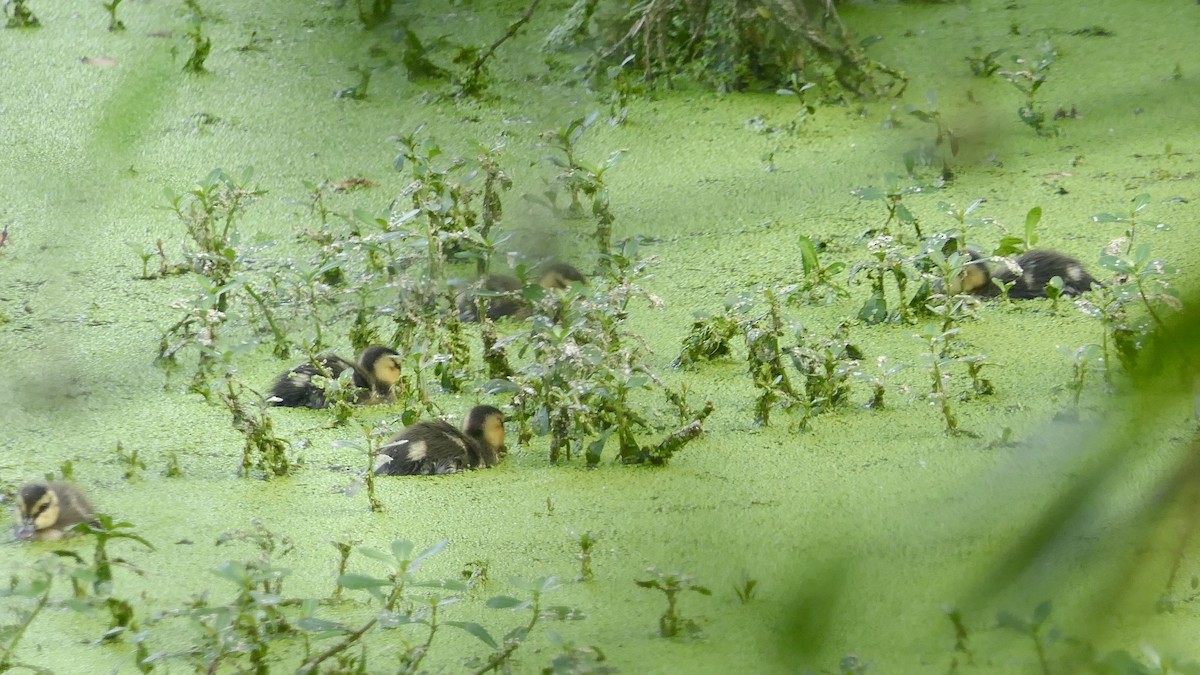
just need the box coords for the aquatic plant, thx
[733,573,758,605]
[113,441,146,481]
[793,235,850,306]
[850,234,911,324]
[455,0,542,98]
[539,113,623,261]
[467,576,581,674]
[181,17,211,74]
[943,605,974,669]
[993,205,1043,257]
[997,600,1059,675]
[354,0,393,29]
[1055,344,1103,419]
[334,64,372,100]
[330,422,393,512]
[851,355,907,409]
[998,43,1057,136]
[570,530,597,581]
[790,323,863,414]
[63,515,155,641]
[731,287,807,428]
[579,0,905,97]
[939,197,987,254]
[906,91,959,180]
[155,167,263,394]
[542,633,616,675]
[916,324,969,436]
[965,47,1005,78]
[0,557,58,672]
[673,310,738,369]
[1077,240,1179,377]
[635,568,711,638]
[103,0,124,31]
[329,538,358,600]
[1093,193,1155,260]
[220,376,294,478]
[498,241,709,466]
[3,0,38,28]
[851,176,924,241]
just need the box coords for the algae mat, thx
[1,0,1198,672]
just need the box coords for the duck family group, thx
[13,249,1097,541]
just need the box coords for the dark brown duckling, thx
[458,263,587,322]
[269,345,401,408]
[14,482,96,541]
[373,405,507,476]
[963,249,1100,299]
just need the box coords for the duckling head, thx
[949,256,992,294]
[15,483,60,540]
[539,263,587,290]
[361,346,403,387]
[463,405,507,459]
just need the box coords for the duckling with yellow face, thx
[269,345,402,409]
[13,482,96,541]
[458,263,587,322]
[957,249,1100,299]
[373,405,507,475]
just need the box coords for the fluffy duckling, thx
[13,482,96,541]
[269,345,401,409]
[373,405,507,476]
[962,249,1100,299]
[458,263,587,322]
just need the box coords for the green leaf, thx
[390,539,416,563]
[1024,206,1041,246]
[858,293,887,324]
[1032,599,1052,626]
[445,621,498,649]
[337,573,391,590]
[295,617,347,634]
[211,561,247,585]
[996,610,1028,632]
[1132,193,1151,212]
[1092,212,1123,223]
[486,595,524,609]
[851,186,884,201]
[798,235,820,277]
[542,605,586,620]
[356,547,396,565]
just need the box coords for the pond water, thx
[1,0,1197,672]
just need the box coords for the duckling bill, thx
[958,249,1099,299]
[14,482,96,541]
[458,262,587,322]
[374,405,506,475]
[269,345,401,409]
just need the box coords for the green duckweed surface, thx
[1,0,1198,672]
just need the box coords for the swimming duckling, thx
[373,405,507,475]
[961,249,1100,299]
[458,263,587,322]
[13,482,96,541]
[269,345,401,408]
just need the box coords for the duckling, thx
[13,482,96,541]
[458,262,587,322]
[269,345,401,409]
[373,405,507,476]
[961,249,1100,299]
[1000,249,1100,299]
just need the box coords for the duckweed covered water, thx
[2,0,1198,672]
